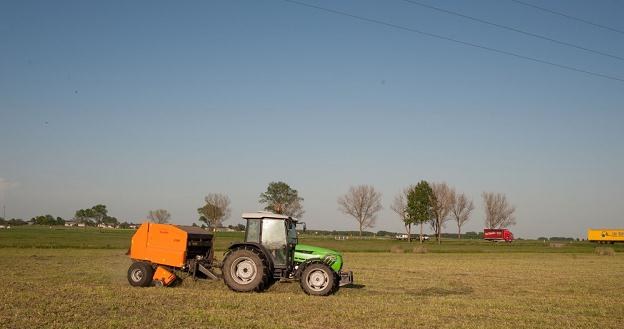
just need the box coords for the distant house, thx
[64,220,77,227]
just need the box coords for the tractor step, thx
[339,270,353,286]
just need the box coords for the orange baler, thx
[127,222,218,287]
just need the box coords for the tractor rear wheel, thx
[127,262,154,287]
[222,247,269,292]
[299,263,337,296]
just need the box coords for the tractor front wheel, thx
[299,263,337,296]
[127,262,154,287]
[222,247,269,292]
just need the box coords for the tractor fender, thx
[225,242,275,271]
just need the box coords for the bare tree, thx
[429,182,454,244]
[482,192,516,228]
[338,185,383,236]
[390,186,414,242]
[450,192,474,239]
[198,193,231,231]
[147,209,171,224]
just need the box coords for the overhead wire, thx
[400,0,624,62]
[510,0,624,36]
[281,0,624,84]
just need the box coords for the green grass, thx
[0,249,622,328]
[2,225,623,254]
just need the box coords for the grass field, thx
[1,226,623,328]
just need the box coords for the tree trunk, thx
[359,222,363,237]
[407,224,412,243]
[437,221,441,245]
[419,222,423,244]
[458,223,461,239]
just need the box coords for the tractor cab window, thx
[261,219,287,265]
[245,219,261,243]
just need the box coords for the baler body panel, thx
[130,222,213,268]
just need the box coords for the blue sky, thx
[1,0,623,238]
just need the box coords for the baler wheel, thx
[127,262,154,287]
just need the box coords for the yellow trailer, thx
[587,229,624,244]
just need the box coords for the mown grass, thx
[0,249,622,328]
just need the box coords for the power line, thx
[510,0,624,35]
[281,0,624,84]
[401,0,624,62]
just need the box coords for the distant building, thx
[64,220,77,227]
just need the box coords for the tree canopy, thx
[259,181,304,217]
[74,204,117,226]
[406,181,433,226]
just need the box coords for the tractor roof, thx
[241,211,298,221]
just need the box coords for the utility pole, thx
[2,204,5,220]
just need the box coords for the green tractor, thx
[222,212,353,296]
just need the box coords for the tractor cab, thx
[242,212,302,270]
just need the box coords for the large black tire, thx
[299,263,337,296]
[222,247,270,292]
[127,262,154,287]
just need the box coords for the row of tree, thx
[0,217,29,226]
[11,181,515,239]
[336,181,515,244]
[191,181,515,241]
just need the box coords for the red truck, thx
[483,228,514,242]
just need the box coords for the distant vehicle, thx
[395,234,409,240]
[483,228,513,242]
[395,234,429,241]
[587,229,624,244]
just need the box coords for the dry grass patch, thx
[390,245,405,253]
[412,246,428,254]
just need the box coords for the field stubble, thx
[0,248,623,329]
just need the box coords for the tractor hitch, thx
[339,270,353,287]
